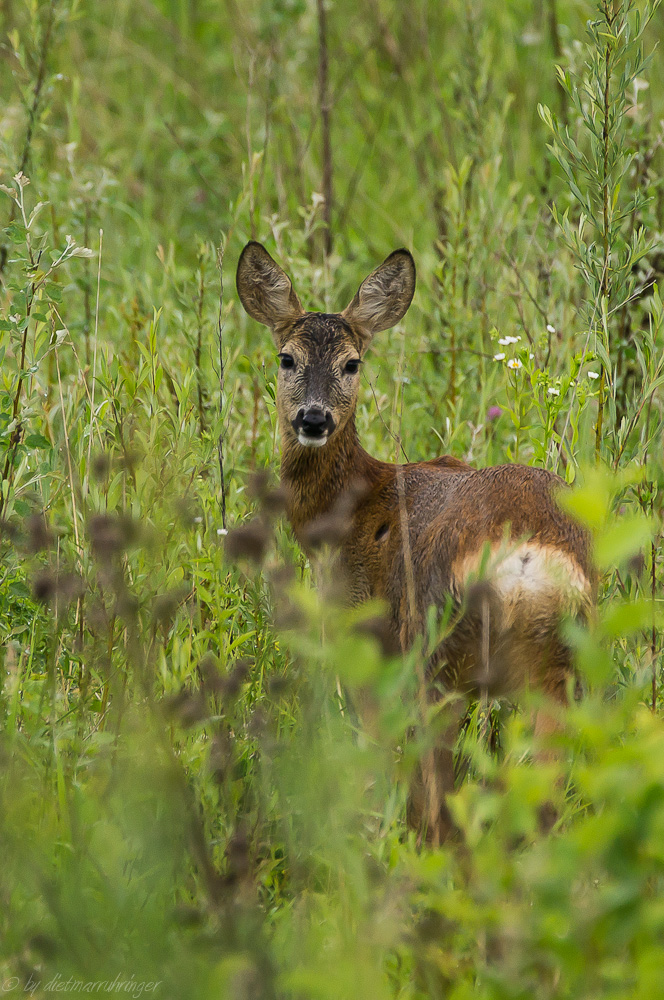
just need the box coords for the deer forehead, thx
[280,313,363,357]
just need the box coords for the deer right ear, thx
[236,242,304,338]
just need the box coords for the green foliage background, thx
[1,0,664,996]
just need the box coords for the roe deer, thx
[236,241,594,843]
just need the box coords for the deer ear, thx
[342,249,416,346]
[236,241,304,338]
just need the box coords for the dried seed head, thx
[261,484,288,517]
[537,800,558,835]
[300,478,369,550]
[268,564,296,589]
[273,600,306,631]
[247,706,267,738]
[247,469,271,501]
[32,570,56,604]
[224,518,271,564]
[152,585,189,625]
[0,519,19,543]
[198,651,223,693]
[32,570,84,610]
[224,824,251,885]
[209,730,233,783]
[91,452,110,480]
[28,934,58,960]
[416,909,453,944]
[172,905,204,928]
[221,659,251,699]
[113,580,139,620]
[122,446,143,473]
[266,674,291,698]
[164,689,208,728]
[248,469,288,517]
[353,614,400,656]
[88,513,137,559]
[300,510,351,549]
[26,513,53,553]
[174,496,202,527]
[627,551,646,577]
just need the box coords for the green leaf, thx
[24,433,51,449]
[601,598,657,638]
[595,514,654,570]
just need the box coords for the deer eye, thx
[278,353,295,370]
[343,358,361,375]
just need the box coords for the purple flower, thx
[487,405,502,422]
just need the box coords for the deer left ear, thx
[342,249,416,346]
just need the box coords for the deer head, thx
[236,241,416,448]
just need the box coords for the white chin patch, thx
[297,432,328,448]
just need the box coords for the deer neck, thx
[280,416,378,531]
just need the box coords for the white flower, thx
[498,335,521,345]
[493,352,506,361]
[193,516,203,523]
[634,77,650,92]
[529,353,534,359]
[588,371,600,380]
[548,387,560,396]
[217,528,228,536]
[546,324,556,334]
[507,358,522,370]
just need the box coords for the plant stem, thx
[217,243,227,531]
[547,0,568,123]
[0,0,59,276]
[316,0,333,257]
[596,0,615,462]
[652,490,658,711]
[0,280,36,518]
[195,254,206,437]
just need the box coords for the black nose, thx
[294,407,335,437]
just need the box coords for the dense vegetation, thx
[1,0,664,996]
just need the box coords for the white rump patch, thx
[453,541,591,607]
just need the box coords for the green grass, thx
[1,1,664,997]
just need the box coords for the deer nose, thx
[294,407,335,438]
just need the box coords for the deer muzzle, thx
[292,407,336,447]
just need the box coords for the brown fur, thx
[237,242,594,843]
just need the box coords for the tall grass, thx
[1,1,664,997]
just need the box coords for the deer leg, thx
[407,696,466,846]
[527,636,573,833]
